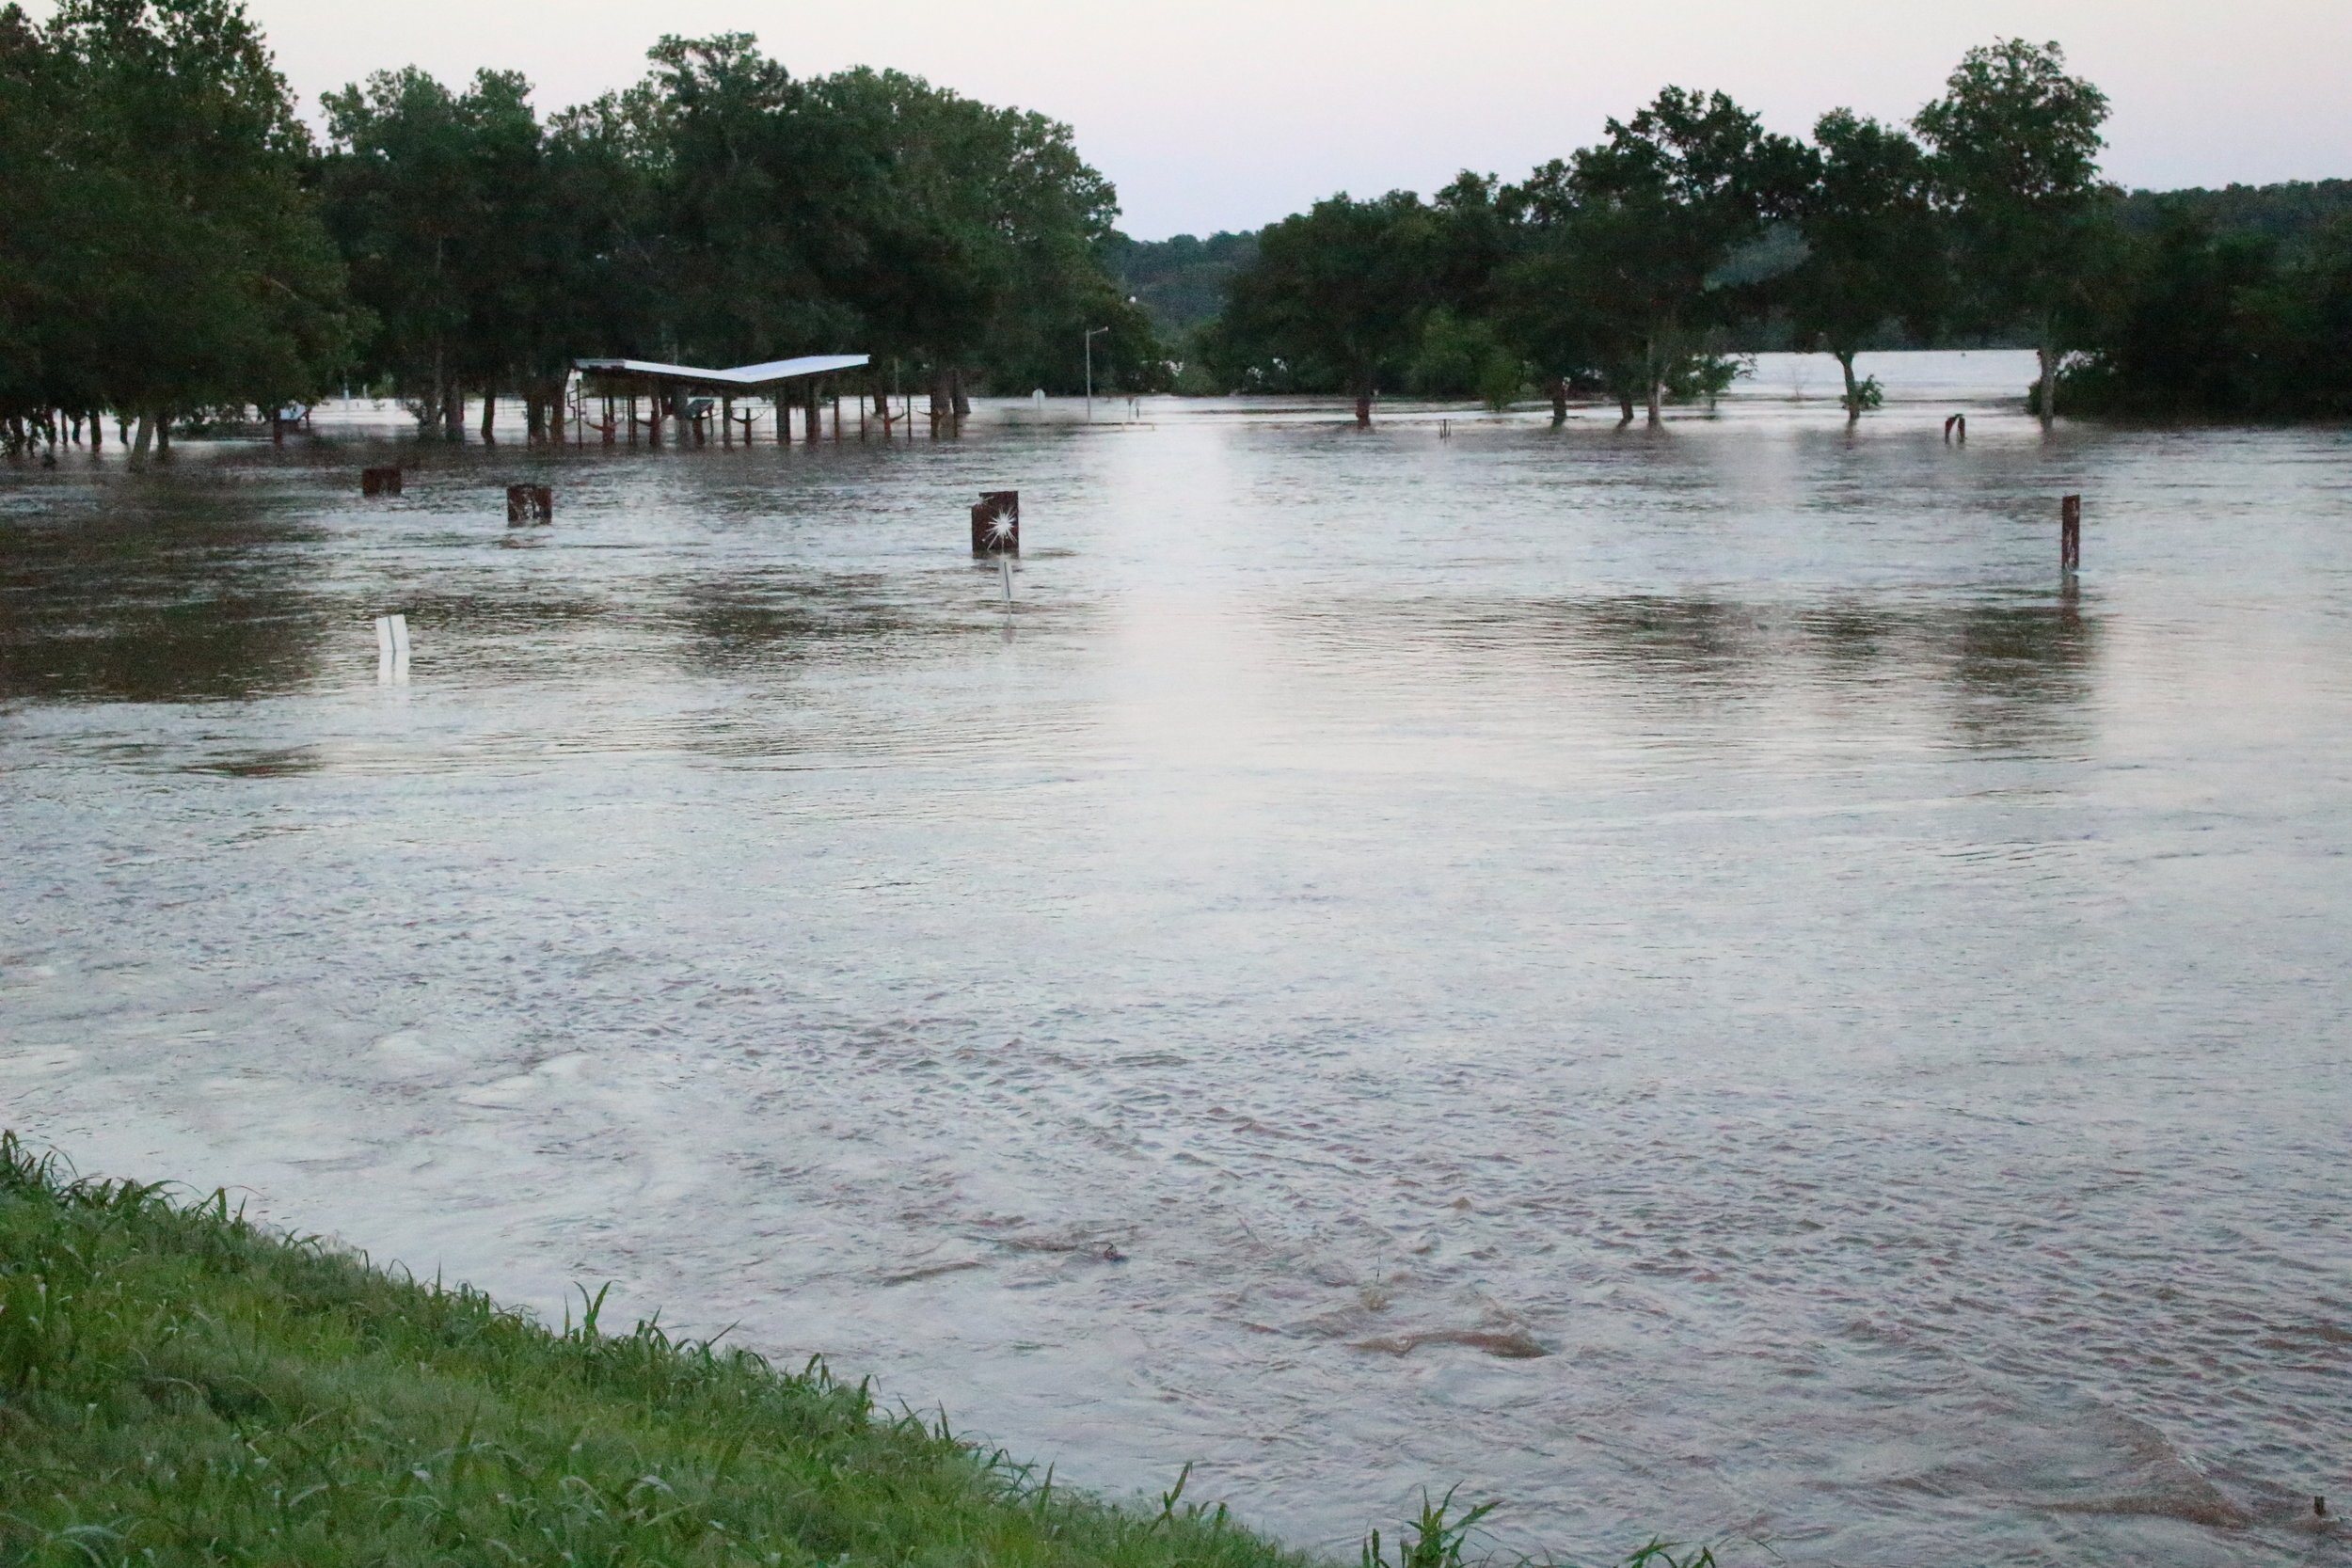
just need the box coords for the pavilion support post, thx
[775,391,790,445]
[722,395,734,445]
[833,393,842,441]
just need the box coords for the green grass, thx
[0,1135,1713,1568]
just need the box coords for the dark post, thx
[362,466,403,498]
[1945,412,1967,441]
[2061,494,2081,571]
[972,490,1019,555]
[507,484,554,526]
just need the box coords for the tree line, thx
[1200,39,2352,425]
[0,0,1158,456]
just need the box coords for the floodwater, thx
[4,353,2348,1566]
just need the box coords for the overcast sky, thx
[106,1,2352,238]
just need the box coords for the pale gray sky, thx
[107,1,2352,237]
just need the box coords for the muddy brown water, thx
[4,355,2348,1565]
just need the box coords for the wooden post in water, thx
[507,484,553,526]
[971,490,1019,555]
[361,466,403,497]
[2060,495,2081,572]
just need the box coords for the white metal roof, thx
[574,354,870,388]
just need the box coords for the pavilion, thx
[573,353,870,445]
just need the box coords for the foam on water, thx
[4,356,2349,1564]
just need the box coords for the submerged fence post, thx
[2061,494,2081,572]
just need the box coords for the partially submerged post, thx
[971,490,1019,556]
[1944,412,1967,441]
[2060,494,2081,572]
[374,612,410,683]
[361,466,403,498]
[507,484,553,526]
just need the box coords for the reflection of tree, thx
[1944,601,2096,749]
[1277,591,2100,753]
[0,506,326,705]
[673,578,913,677]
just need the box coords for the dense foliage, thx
[317,33,1159,435]
[0,0,358,456]
[0,2,1156,455]
[1203,39,2347,424]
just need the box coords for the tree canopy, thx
[1199,38,2352,427]
[0,0,358,453]
[0,7,1161,452]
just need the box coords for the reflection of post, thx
[2060,494,2081,572]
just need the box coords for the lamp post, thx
[1084,325,1109,422]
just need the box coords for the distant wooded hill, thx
[2119,179,2352,251]
[1105,231,1259,340]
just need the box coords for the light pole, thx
[1084,325,1109,422]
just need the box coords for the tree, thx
[1518,88,1804,424]
[1212,190,1435,424]
[1493,173,1647,424]
[321,68,493,434]
[6,0,356,453]
[1913,39,2118,425]
[1782,109,1942,419]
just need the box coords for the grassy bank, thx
[0,1136,1708,1568]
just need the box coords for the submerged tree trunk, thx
[950,367,970,420]
[1547,378,1568,427]
[1354,389,1372,428]
[154,415,169,455]
[480,390,498,442]
[2035,335,2058,427]
[1837,350,1862,422]
[443,380,464,440]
